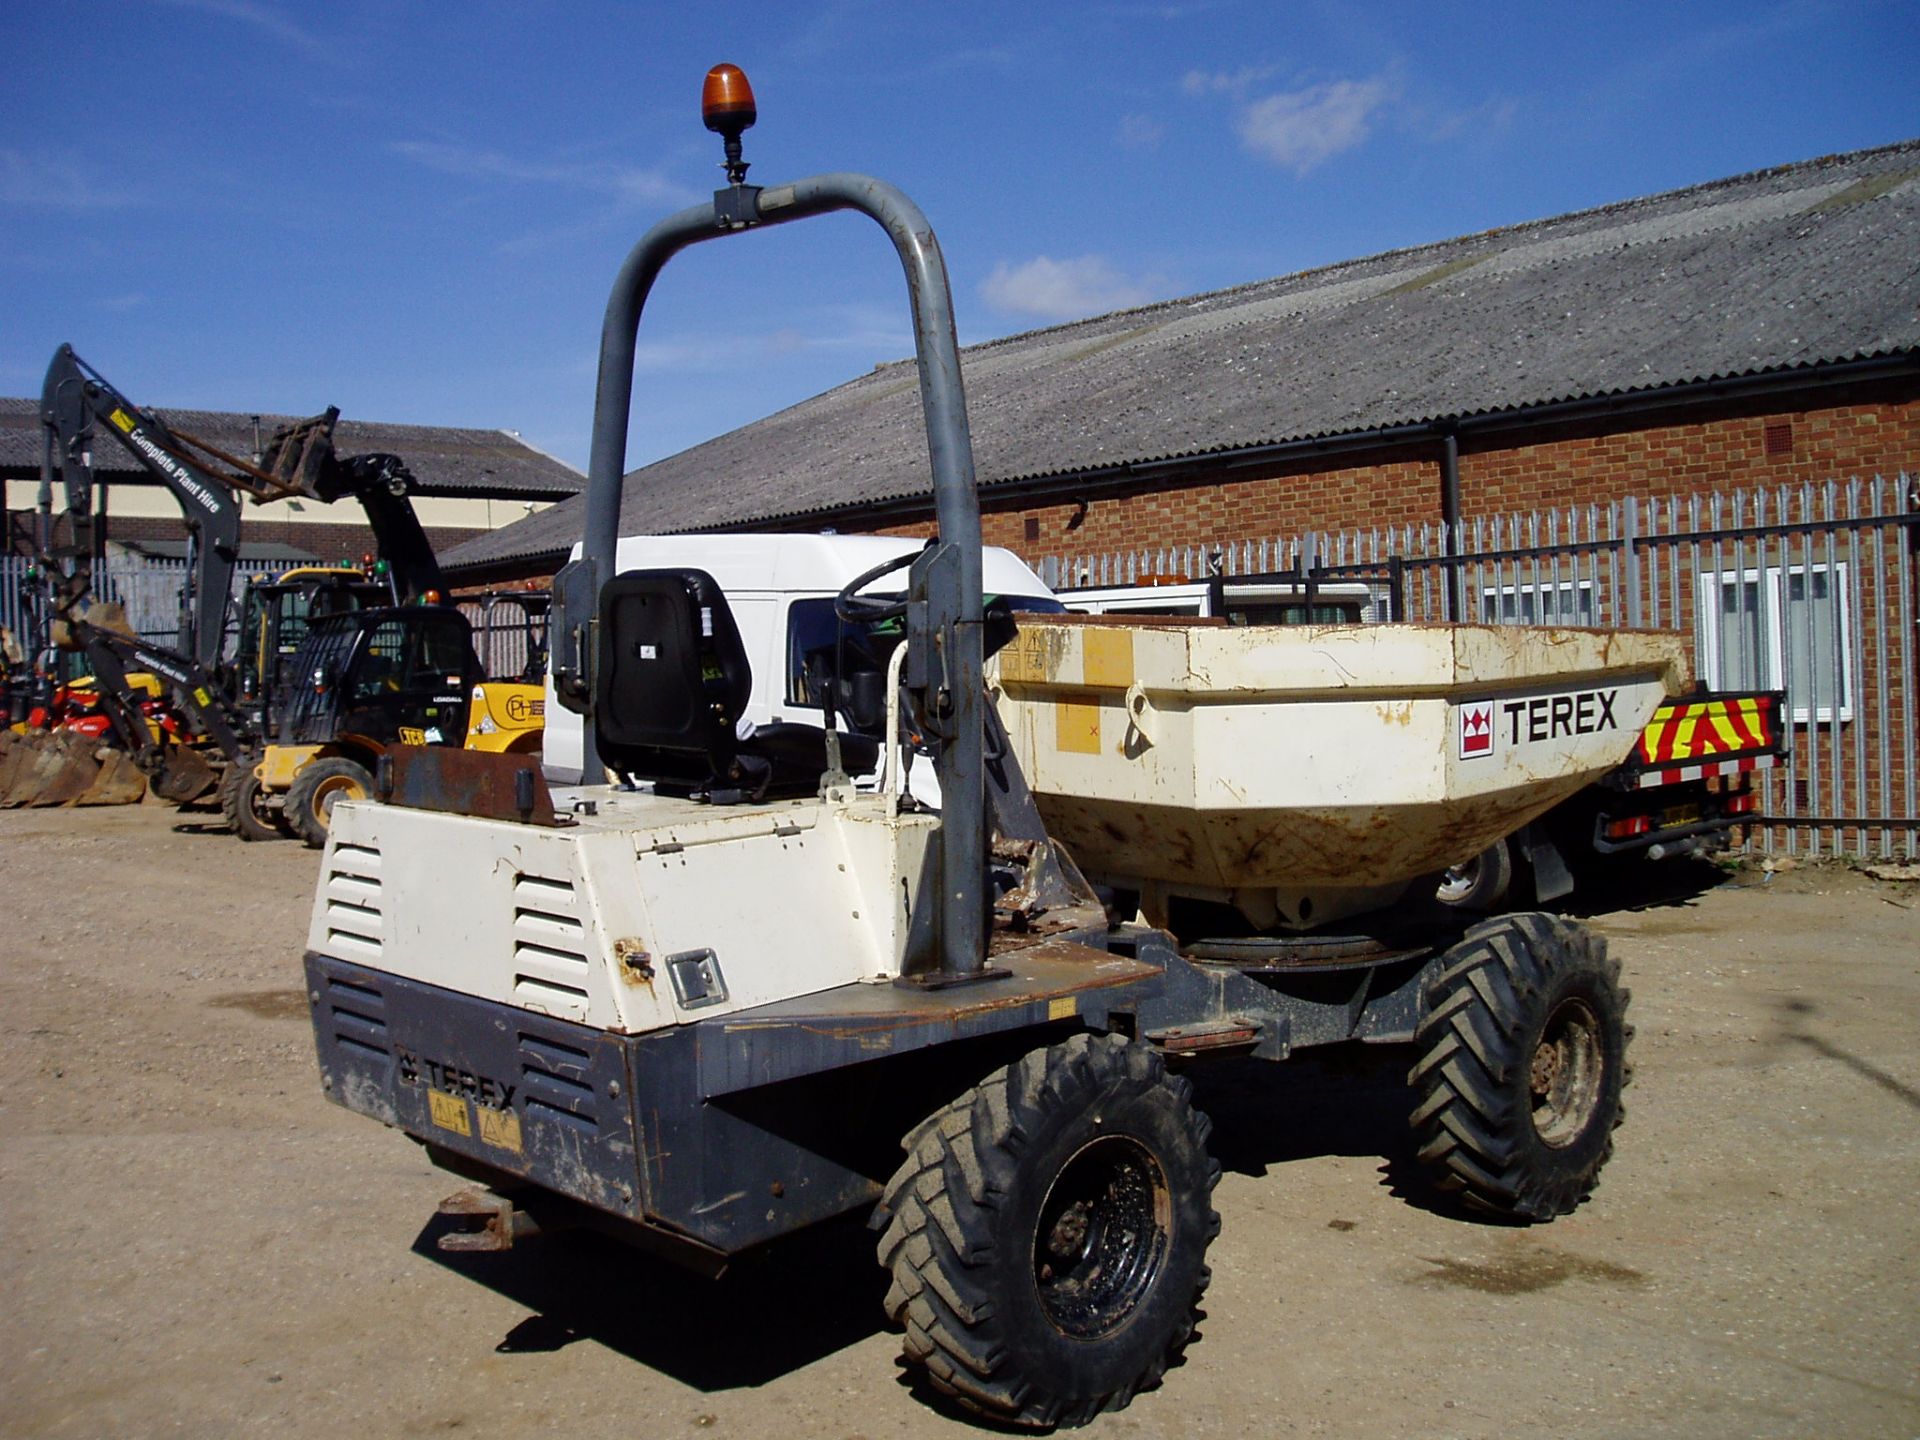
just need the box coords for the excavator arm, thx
[259,408,443,601]
[40,344,244,670]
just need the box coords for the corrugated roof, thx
[445,141,1920,572]
[0,398,583,500]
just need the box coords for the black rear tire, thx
[876,1032,1219,1428]
[285,756,374,848]
[1436,838,1514,910]
[1409,913,1631,1220]
[218,755,282,842]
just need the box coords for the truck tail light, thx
[1725,791,1757,816]
[1602,815,1653,842]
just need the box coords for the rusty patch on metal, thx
[613,937,655,986]
[386,745,568,826]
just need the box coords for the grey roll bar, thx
[551,172,989,982]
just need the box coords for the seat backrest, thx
[593,568,751,786]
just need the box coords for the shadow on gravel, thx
[412,1208,887,1389]
[1770,995,1920,1113]
[1184,1045,1492,1225]
[1548,853,1729,920]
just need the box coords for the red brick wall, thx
[1466,401,1920,516]
[853,394,1919,567]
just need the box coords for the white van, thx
[542,533,1060,784]
[1059,574,1385,624]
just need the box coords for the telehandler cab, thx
[304,66,1670,1427]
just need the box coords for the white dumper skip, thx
[992,614,1689,930]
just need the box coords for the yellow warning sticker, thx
[1055,698,1101,754]
[427,1089,471,1137]
[193,687,212,708]
[1048,996,1077,1021]
[477,1106,523,1154]
[108,407,136,433]
[1082,627,1134,689]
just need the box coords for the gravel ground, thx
[2,800,1916,1439]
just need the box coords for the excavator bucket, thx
[0,731,32,799]
[76,747,149,806]
[0,730,151,808]
[0,729,103,807]
[151,743,219,804]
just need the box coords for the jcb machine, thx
[305,69,1674,1426]
[18,347,544,830]
[239,595,546,844]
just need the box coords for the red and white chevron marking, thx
[1634,752,1779,789]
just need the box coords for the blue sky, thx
[4,1,1915,474]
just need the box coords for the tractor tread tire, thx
[876,1032,1219,1429]
[285,756,375,849]
[219,754,282,842]
[1409,913,1632,1221]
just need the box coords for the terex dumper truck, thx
[302,67,1686,1428]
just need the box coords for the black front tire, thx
[877,1032,1219,1429]
[1409,913,1631,1220]
[285,756,374,848]
[218,755,282,842]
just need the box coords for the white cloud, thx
[1118,113,1165,149]
[158,0,325,54]
[1181,65,1279,98]
[632,306,910,372]
[0,150,139,209]
[390,141,694,208]
[981,256,1163,321]
[1236,77,1394,175]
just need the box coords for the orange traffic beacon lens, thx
[701,64,757,137]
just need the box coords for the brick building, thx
[441,141,1917,584]
[448,141,1916,853]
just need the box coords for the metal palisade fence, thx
[1,553,218,650]
[1038,474,1918,861]
[2,550,551,690]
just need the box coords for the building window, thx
[1479,580,1597,627]
[1696,563,1852,724]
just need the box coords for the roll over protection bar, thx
[550,170,989,982]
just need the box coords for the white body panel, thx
[312,785,938,1034]
[991,618,1689,928]
[541,533,1055,784]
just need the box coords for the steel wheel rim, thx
[1436,856,1480,903]
[242,775,276,827]
[1031,1134,1171,1339]
[1530,995,1603,1147]
[311,773,366,822]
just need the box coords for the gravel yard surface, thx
[3,801,1916,1438]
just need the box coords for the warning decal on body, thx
[427,1089,472,1137]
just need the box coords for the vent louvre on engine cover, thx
[324,841,383,960]
[511,872,589,1020]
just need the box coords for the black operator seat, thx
[593,568,877,802]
